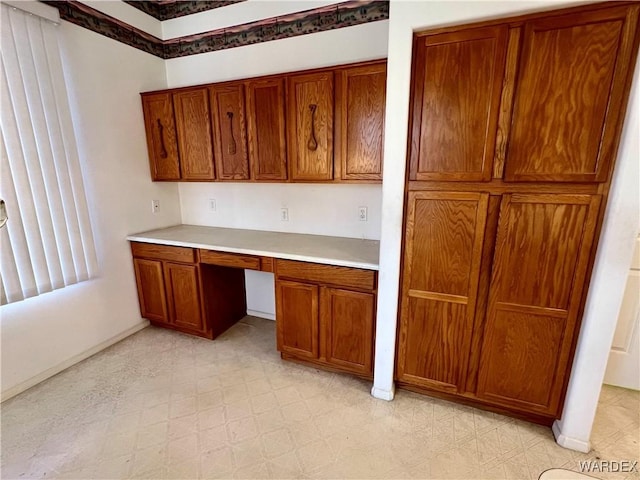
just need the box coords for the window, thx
[0,3,97,305]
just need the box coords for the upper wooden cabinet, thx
[210,83,250,180]
[505,6,640,182]
[287,71,335,181]
[173,88,216,180]
[246,78,288,181]
[335,63,387,181]
[409,26,508,182]
[141,92,180,181]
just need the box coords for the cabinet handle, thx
[156,119,168,159]
[307,104,318,151]
[226,111,237,155]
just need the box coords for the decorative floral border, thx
[41,0,389,59]
[123,1,246,22]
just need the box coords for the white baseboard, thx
[247,309,275,321]
[552,420,591,453]
[371,384,395,401]
[0,320,149,403]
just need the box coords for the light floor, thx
[2,317,638,480]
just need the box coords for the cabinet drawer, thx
[275,259,375,291]
[199,249,261,270]
[131,242,196,263]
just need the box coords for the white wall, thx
[0,20,181,399]
[167,20,389,318]
[373,0,639,452]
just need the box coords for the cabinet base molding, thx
[281,353,373,381]
[396,382,555,426]
[552,421,591,453]
[371,384,395,401]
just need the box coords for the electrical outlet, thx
[281,207,289,222]
[152,199,160,214]
[208,198,217,211]
[358,206,368,222]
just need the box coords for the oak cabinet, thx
[409,26,508,182]
[504,6,639,183]
[335,63,387,181]
[210,83,250,180]
[246,78,288,181]
[141,92,180,181]
[164,262,204,333]
[133,258,169,323]
[286,71,334,181]
[398,2,640,423]
[173,88,216,180]
[275,259,377,377]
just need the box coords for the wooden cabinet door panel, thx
[397,192,489,393]
[173,88,215,180]
[246,78,287,180]
[477,194,601,414]
[287,72,334,181]
[335,63,386,181]
[276,280,319,359]
[211,83,250,180]
[164,263,205,333]
[141,93,180,181]
[505,6,639,182]
[410,26,508,182]
[321,287,374,375]
[133,258,169,323]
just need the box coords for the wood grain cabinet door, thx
[210,83,250,180]
[133,258,169,323]
[164,262,205,333]
[287,71,334,181]
[504,6,640,182]
[173,88,215,180]
[141,93,180,181]
[409,26,508,182]
[476,194,601,416]
[320,287,375,375]
[246,78,288,181]
[396,191,489,394]
[335,62,386,181]
[276,280,319,359]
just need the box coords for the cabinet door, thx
[173,88,215,180]
[141,93,180,181]
[133,258,169,323]
[276,280,319,359]
[409,26,508,182]
[246,78,287,181]
[321,287,375,375]
[164,263,205,333]
[335,63,386,181]
[476,194,601,415]
[396,192,489,393]
[505,6,639,182]
[210,83,250,180]
[287,72,334,181]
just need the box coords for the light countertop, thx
[127,225,380,270]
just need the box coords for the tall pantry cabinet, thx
[396,2,640,423]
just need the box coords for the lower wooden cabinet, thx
[275,259,376,378]
[131,242,246,339]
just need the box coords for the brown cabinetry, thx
[210,83,250,180]
[133,258,169,323]
[287,72,334,181]
[141,92,180,181]
[335,63,387,181]
[398,2,640,423]
[246,78,288,181]
[275,259,376,377]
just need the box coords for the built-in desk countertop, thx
[127,225,380,271]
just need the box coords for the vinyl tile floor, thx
[1,317,638,480]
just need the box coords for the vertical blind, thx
[0,4,98,305]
